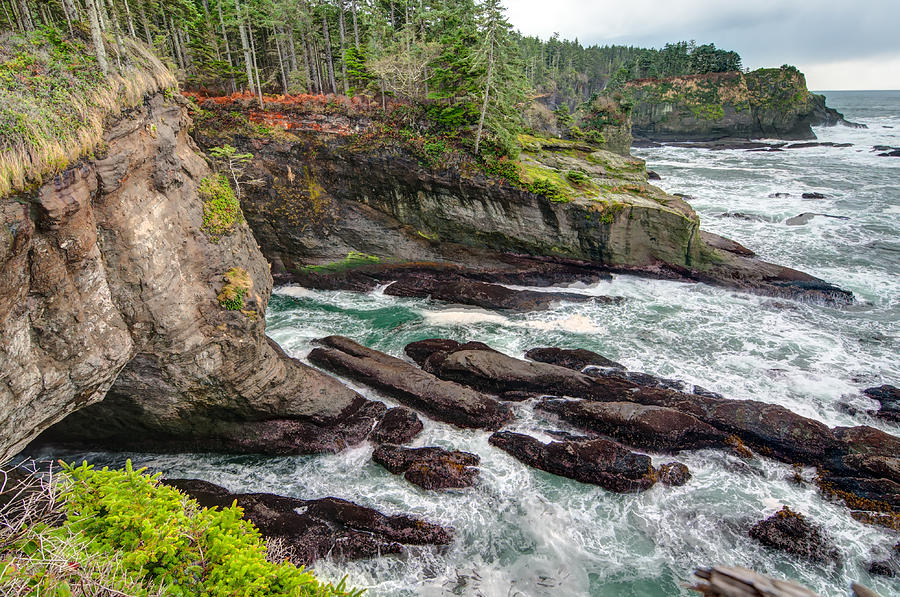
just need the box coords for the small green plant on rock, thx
[199,174,243,241]
[208,144,254,199]
[217,267,252,311]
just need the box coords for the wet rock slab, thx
[163,478,453,566]
[373,444,480,490]
[537,399,727,453]
[658,462,692,486]
[748,506,840,564]
[370,407,423,444]
[308,335,512,429]
[524,346,624,371]
[384,274,620,311]
[488,431,657,492]
[863,385,900,423]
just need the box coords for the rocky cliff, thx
[0,92,378,462]
[626,67,861,141]
[191,95,851,303]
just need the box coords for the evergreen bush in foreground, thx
[0,461,362,597]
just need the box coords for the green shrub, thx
[60,461,361,596]
[0,463,360,597]
[527,177,569,202]
[199,174,243,241]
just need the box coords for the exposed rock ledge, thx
[192,97,851,305]
[1,93,377,461]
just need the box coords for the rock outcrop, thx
[307,335,512,429]
[749,506,841,565]
[191,95,852,304]
[626,67,863,142]
[1,92,377,461]
[163,478,452,565]
[489,431,658,492]
[372,444,480,490]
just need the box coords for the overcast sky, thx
[502,0,900,90]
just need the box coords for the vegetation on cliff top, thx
[0,26,175,199]
[0,462,360,596]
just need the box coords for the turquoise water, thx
[40,92,900,596]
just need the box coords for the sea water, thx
[38,91,900,596]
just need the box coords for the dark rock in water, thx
[404,338,496,368]
[863,385,900,422]
[370,407,423,444]
[658,462,692,486]
[749,506,841,564]
[867,542,899,577]
[584,367,688,393]
[373,444,480,490]
[544,430,596,442]
[647,170,661,180]
[499,390,544,402]
[384,274,617,311]
[584,376,840,465]
[785,213,850,225]
[769,192,792,198]
[673,192,694,200]
[489,431,657,492]
[831,425,900,484]
[801,192,826,199]
[714,212,769,222]
[525,346,624,371]
[309,336,512,429]
[879,149,900,157]
[163,478,453,566]
[784,142,852,149]
[692,385,725,400]
[820,475,900,509]
[432,348,598,397]
[538,399,727,452]
[873,145,895,151]
[700,231,756,257]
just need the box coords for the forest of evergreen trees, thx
[1,0,743,155]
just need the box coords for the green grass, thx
[0,26,176,199]
[0,462,362,596]
[217,267,252,311]
[301,251,381,274]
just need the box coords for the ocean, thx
[39,91,900,596]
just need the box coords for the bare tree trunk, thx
[106,0,125,69]
[248,22,263,107]
[351,0,359,49]
[217,0,236,93]
[15,0,32,30]
[273,25,288,93]
[475,36,494,156]
[322,13,336,94]
[234,0,255,95]
[285,26,298,73]
[122,0,136,37]
[138,1,152,45]
[86,0,108,74]
[60,0,75,36]
[337,0,348,94]
[2,2,15,31]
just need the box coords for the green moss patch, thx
[200,174,243,241]
[301,251,381,274]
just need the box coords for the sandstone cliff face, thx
[626,67,858,141]
[0,93,375,461]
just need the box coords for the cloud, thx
[502,0,900,89]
